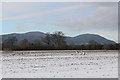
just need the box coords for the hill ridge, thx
[1,31,116,45]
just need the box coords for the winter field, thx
[1,50,118,78]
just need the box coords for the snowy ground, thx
[2,50,118,78]
[0,51,2,80]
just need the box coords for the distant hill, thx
[2,32,46,42]
[1,31,116,45]
[65,34,116,45]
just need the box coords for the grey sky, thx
[1,2,118,42]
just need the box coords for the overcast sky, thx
[0,2,118,42]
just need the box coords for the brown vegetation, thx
[2,31,120,50]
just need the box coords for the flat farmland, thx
[2,50,118,78]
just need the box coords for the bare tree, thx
[89,40,98,45]
[20,39,29,49]
[88,40,99,49]
[0,36,1,50]
[51,31,66,47]
[42,32,52,46]
[4,36,17,50]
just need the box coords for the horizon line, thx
[1,31,118,43]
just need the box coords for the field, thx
[2,50,118,78]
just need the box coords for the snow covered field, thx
[2,50,118,78]
[0,51,2,80]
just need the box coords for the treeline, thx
[2,31,120,50]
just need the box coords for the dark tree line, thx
[42,31,66,49]
[2,31,120,50]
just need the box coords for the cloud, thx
[2,2,118,42]
[35,2,118,31]
[33,2,118,42]
[2,2,91,22]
